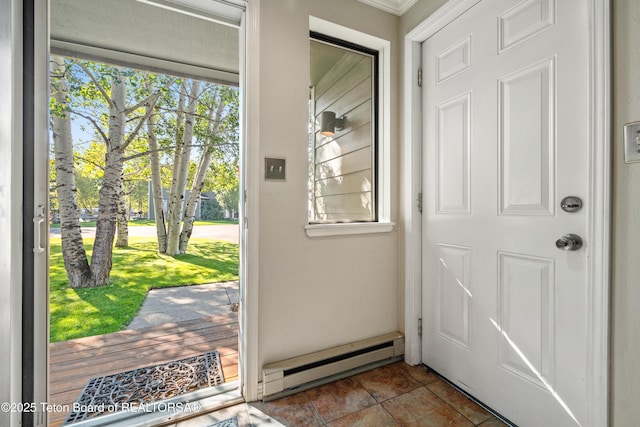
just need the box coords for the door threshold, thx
[65,381,242,427]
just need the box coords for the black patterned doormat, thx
[64,351,224,425]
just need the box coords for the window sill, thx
[305,222,395,237]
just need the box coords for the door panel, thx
[436,93,471,214]
[436,243,472,349]
[496,252,555,388]
[421,0,590,425]
[499,58,554,215]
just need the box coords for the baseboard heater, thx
[262,332,404,400]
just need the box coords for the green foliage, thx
[75,173,101,214]
[128,180,149,214]
[49,93,70,120]
[77,141,105,178]
[200,195,225,220]
[49,236,239,342]
[49,159,59,214]
[210,161,239,214]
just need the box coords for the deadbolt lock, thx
[560,196,583,213]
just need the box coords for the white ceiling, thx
[357,0,417,16]
[310,40,347,87]
[50,0,240,84]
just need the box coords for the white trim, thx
[401,37,423,366]
[357,0,417,16]
[33,0,49,423]
[586,1,611,426]
[309,16,392,225]
[305,222,394,238]
[310,16,390,51]
[402,0,611,425]
[240,0,261,403]
[136,0,244,29]
[1,1,24,425]
[12,0,23,422]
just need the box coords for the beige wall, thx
[257,0,400,367]
[401,0,640,424]
[611,1,640,425]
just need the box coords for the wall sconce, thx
[319,111,346,137]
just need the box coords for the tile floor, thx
[174,362,510,426]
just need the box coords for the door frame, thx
[402,0,611,425]
[17,0,262,424]
[1,1,29,426]
[241,0,261,403]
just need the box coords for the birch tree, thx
[148,82,238,255]
[50,55,93,288]
[179,88,229,253]
[146,99,168,253]
[51,58,165,286]
[87,67,126,284]
[115,179,129,247]
[165,80,201,255]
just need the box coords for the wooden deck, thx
[48,313,239,427]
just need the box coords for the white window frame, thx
[305,16,393,238]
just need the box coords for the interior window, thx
[308,32,378,223]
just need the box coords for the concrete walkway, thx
[126,281,239,330]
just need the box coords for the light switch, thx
[265,157,286,181]
[624,121,640,163]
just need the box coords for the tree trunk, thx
[50,55,93,288]
[115,179,128,247]
[165,83,186,255]
[166,80,201,255]
[90,69,126,285]
[179,91,226,253]
[146,103,168,253]
[179,148,210,253]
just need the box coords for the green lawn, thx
[127,219,239,226]
[49,236,239,342]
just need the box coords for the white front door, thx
[421,0,592,425]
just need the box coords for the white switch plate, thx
[624,121,640,163]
